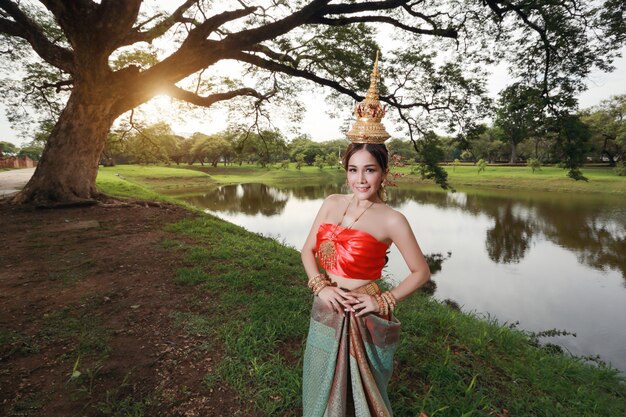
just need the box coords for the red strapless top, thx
[315,223,389,280]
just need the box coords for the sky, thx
[1,45,624,147]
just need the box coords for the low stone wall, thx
[0,157,36,169]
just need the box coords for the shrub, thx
[477,158,487,174]
[527,158,542,173]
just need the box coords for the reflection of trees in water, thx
[183,183,288,216]
[403,188,626,279]
[485,203,533,263]
[287,184,345,200]
[184,183,626,280]
[533,202,626,280]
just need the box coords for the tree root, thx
[35,199,99,209]
[96,195,166,209]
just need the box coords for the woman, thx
[300,55,431,417]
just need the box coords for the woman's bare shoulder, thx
[323,193,350,208]
[382,205,409,227]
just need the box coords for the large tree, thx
[495,84,545,163]
[582,94,626,165]
[0,1,623,205]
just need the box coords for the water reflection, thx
[182,184,626,279]
[183,183,288,216]
[390,188,626,280]
[485,203,534,264]
[184,183,347,215]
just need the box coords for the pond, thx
[171,182,626,374]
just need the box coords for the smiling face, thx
[346,148,386,203]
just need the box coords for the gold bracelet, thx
[307,272,327,289]
[313,281,329,296]
[308,272,334,296]
[381,291,397,312]
[375,294,386,315]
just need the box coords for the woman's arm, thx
[349,210,430,317]
[385,210,431,302]
[300,196,332,281]
[300,194,356,312]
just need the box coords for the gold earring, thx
[380,181,387,202]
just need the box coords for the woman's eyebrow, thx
[348,164,377,168]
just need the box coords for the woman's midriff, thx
[327,272,377,290]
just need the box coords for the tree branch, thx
[34,79,74,93]
[231,50,361,101]
[184,6,258,44]
[232,50,445,113]
[484,0,553,98]
[310,15,457,38]
[223,0,331,48]
[163,85,266,107]
[243,44,298,65]
[321,0,410,15]
[38,0,96,42]
[124,0,199,44]
[0,1,74,73]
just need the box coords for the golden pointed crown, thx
[346,51,391,144]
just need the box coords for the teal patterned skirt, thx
[302,285,401,417]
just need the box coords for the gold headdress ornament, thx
[346,51,391,144]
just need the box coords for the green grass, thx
[166,216,310,415]
[40,308,111,358]
[106,162,626,195]
[163,214,626,416]
[0,328,40,358]
[96,168,201,211]
[420,164,626,194]
[98,165,216,196]
[175,163,346,188]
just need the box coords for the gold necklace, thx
[318,195,375,270]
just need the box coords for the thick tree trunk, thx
[12,86,116,206]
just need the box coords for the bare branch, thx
[321,0,410,15]
[163,85,266,108]
[310,15,457,38]
[243,44,298,65]
[185,6,258,44]
[232,50,361,100]
[34,79,73,93]
[223,0,331,47]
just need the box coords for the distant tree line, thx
[99,124,349,169]
[5,93,623,173]
[449,92,626,174]
[0,140,44,161]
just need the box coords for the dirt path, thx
[0,201,248,416]
[0,167,35,197]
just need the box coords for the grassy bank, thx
[93,169,626,416]
[102,162,626,195]
[412,164,626,194]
